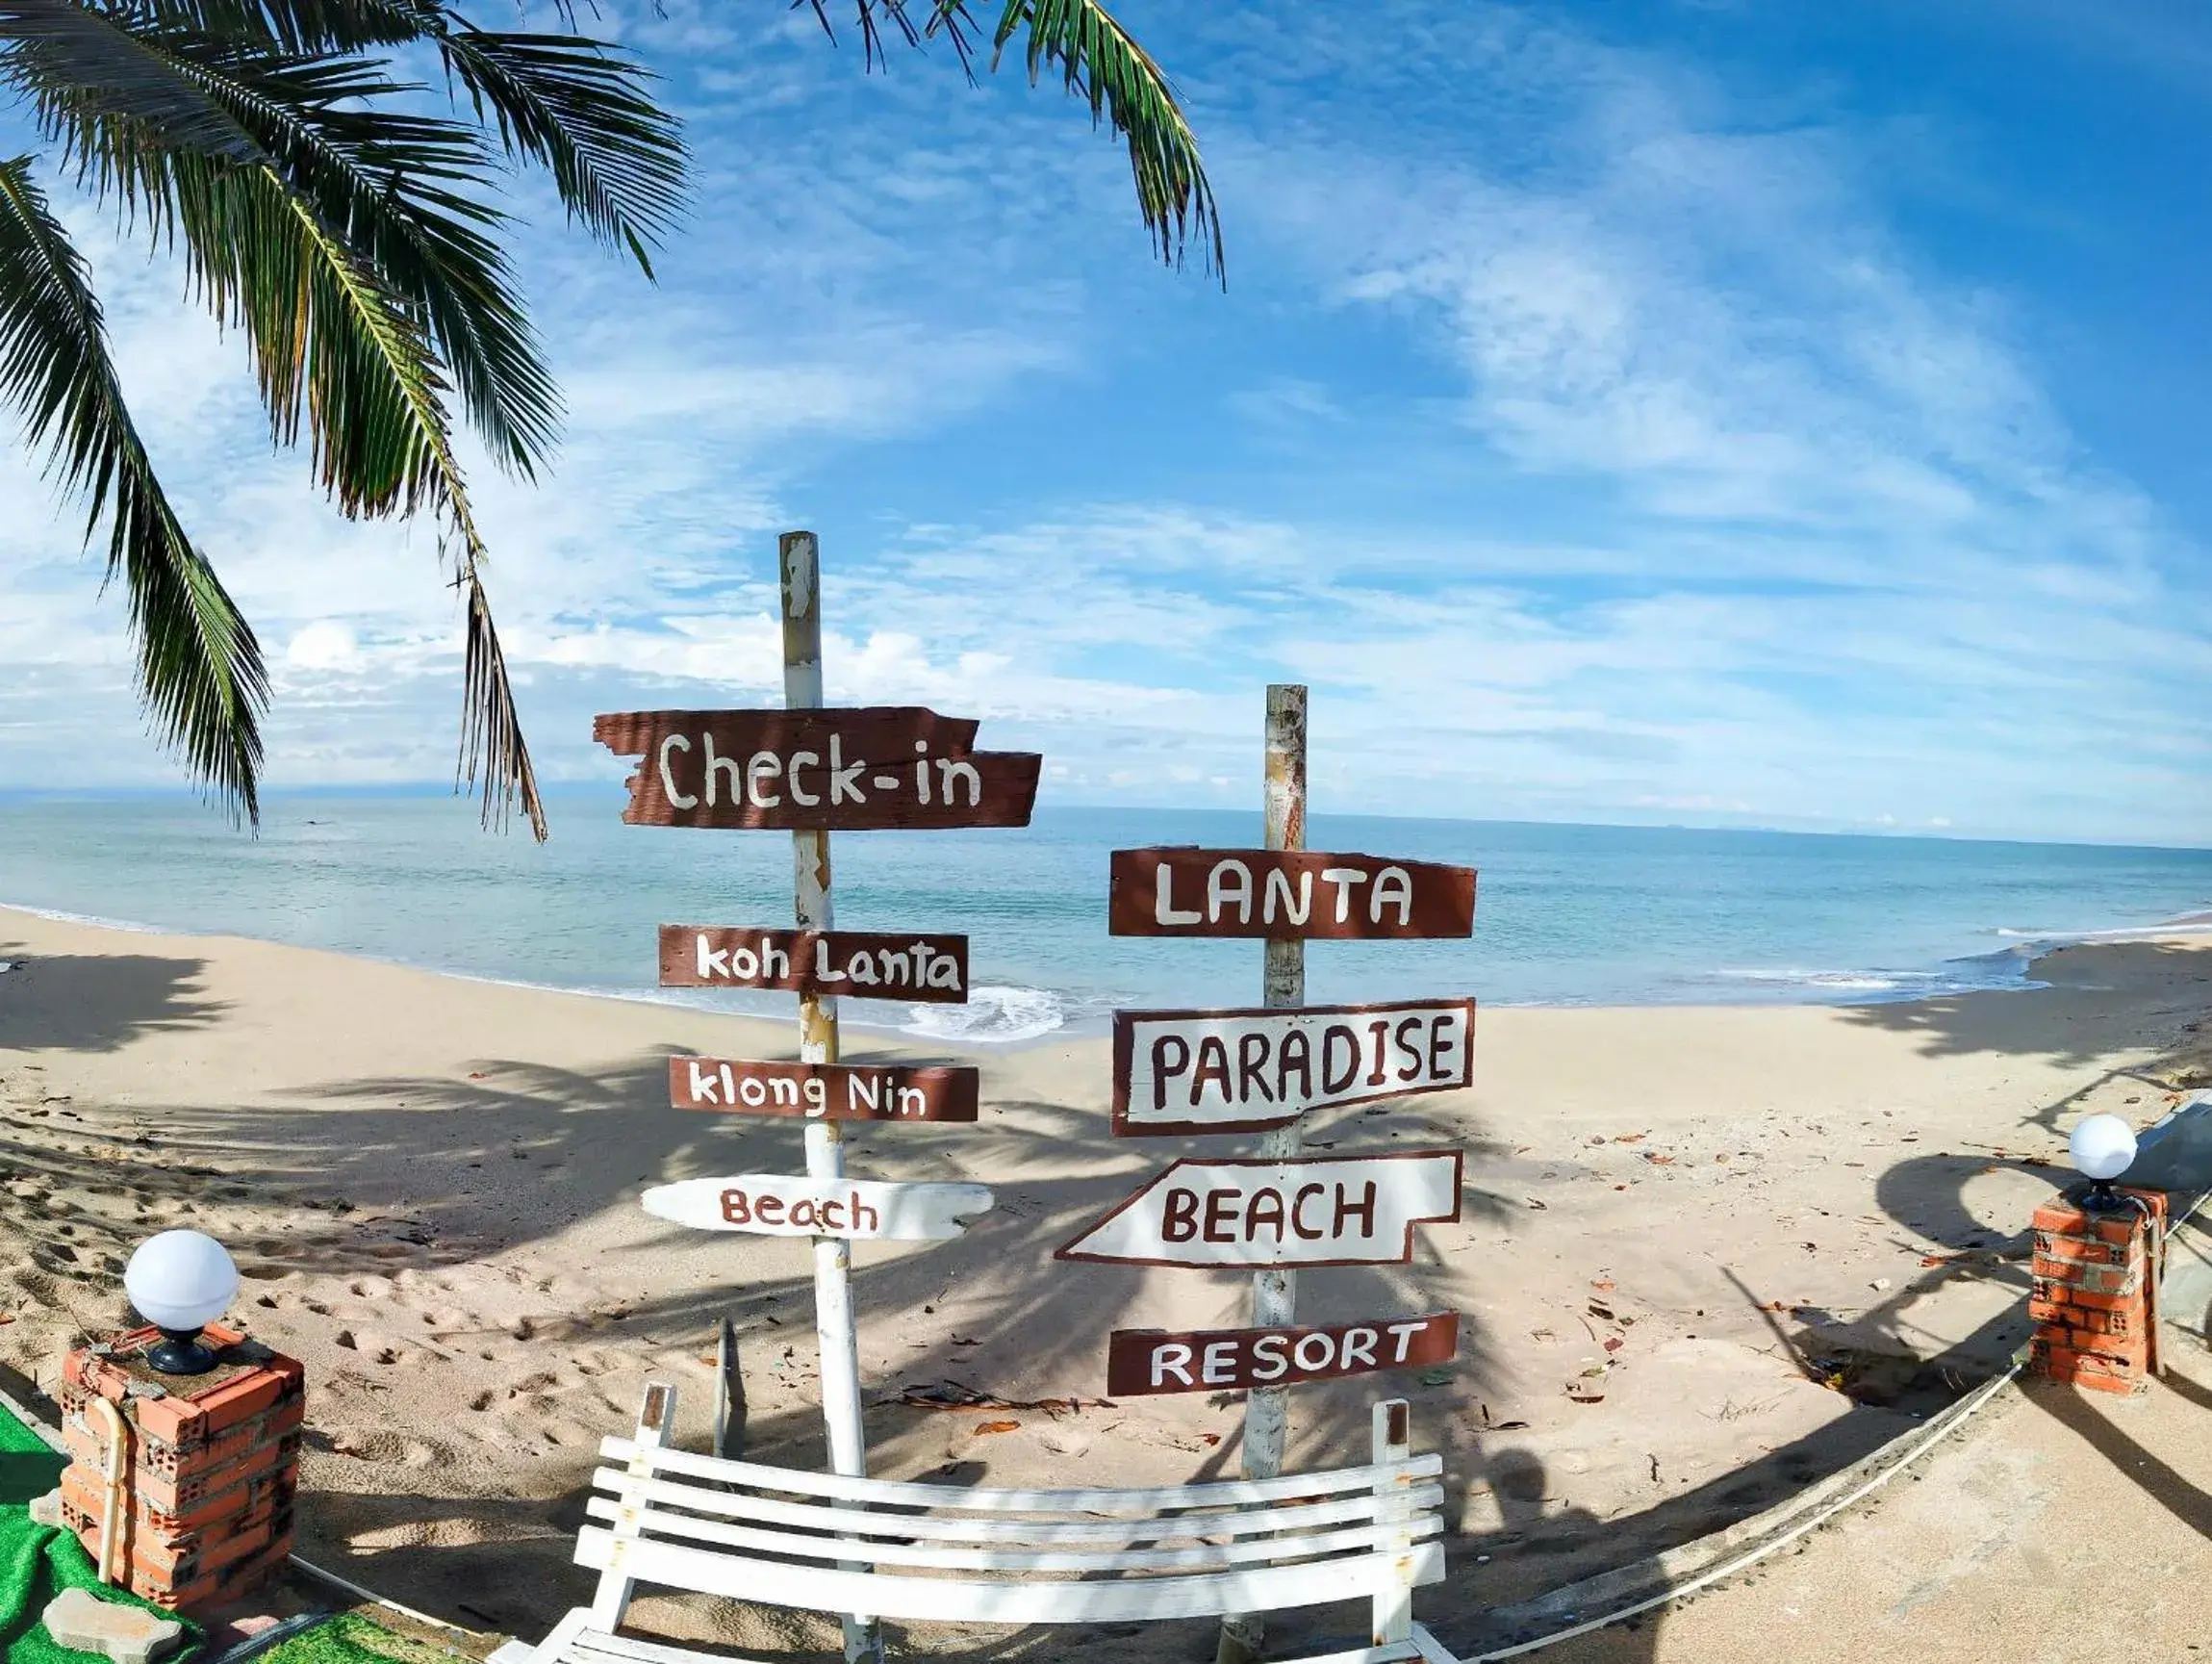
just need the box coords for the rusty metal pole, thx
[778,531,881,1664]
[1218,682,1308,1664]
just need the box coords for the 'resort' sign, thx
[594,707,1040,831]
[1054,1150,1462,1269]
[668,1057,979,1122]
[1105,1313,1460,1396]
[658,926,970,1004]
[1111,998,1476,1136]
[1108,849,1475,939]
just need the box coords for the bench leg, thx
[1410,1622,1459,1663]
[1370,1401,1415,1649]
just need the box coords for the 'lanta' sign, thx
[642,1174,993,1241]
[1108,850,1476,939]
[659,926,970,1004]
[1054,1150,1462,1269]
[1112,998,1476,1136]
[1105,1313,1460,1395]
[669,1057,979,1122]
[595,707,1040,831]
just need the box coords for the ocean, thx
[2,790,2209,1043]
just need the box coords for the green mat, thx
[0,1392,205,1664]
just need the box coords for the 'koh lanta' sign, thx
[1112,998,1476,1136]
[595,707,1040,831]
[659,926,970,1004]
[642,1175,993,1241]
[1108,850,1476,939]
[669,1057,979,1122]
[1054,1150,1463,1269]
[1106,1313,1460,1395]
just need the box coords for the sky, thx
[2,0,2209,846]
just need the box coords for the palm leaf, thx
[0,153,268,823]
[19,6,551,834]
[130,0,689,273]
[808,0,1221,278]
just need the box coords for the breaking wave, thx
[899,986,1065,1045]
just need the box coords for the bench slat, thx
[575,1526,1445,1626]
[587,1468,1443,1547]
[598,1437,1439,1512]
[585,1495,1441,1573]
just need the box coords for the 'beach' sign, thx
[1108,849,1476,939]
[595,707,1040,831]
[1105,1313,1460,1395]
[1054,1150,1463,1268]
[1111,998,1476,1136]
[668,1057,979,1122]
[642,1175,993,1241]
[658,926,970,1004]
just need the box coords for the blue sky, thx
[3,0,2209,844]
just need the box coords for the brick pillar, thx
[56,1324,302,1613]
[2028,1186,2168,1395]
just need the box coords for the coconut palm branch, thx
[1,0,685,836]
[816,0,1222,277]
[3,0,1215,840]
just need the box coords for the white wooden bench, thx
[495,1380,1460,1664]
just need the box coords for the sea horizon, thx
[5,790,2211,1047]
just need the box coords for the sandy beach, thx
[1,902,2206,1660]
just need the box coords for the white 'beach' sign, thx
[1053,1150,1463,1269]
[641,1175,994,1241]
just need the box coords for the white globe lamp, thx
[2068,1114,2137,1211]
[124,1231,240,1375]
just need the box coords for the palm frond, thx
[801,0,1220,280]
[19,15,563,477]
[17,7,550,835]
[0,153,268,823]
[132,0,689,273]
[983,0,1221,279]
[264,164,547,837]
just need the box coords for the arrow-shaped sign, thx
[1053,1150,1463,1269]
[642,1175,994,1241]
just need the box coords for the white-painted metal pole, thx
[1218,682,1308,1664]
[778,531,881,1664]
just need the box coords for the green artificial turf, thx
[255,1614,463,1664]
[0,1390,205,1664]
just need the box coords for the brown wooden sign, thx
[1108,849,1475,939]
[659,926,970,1004]
[669,1057,979,1122]
[595,707,1040,831]
[1111,998,1476,1136]
[1105,1313,1460,1396]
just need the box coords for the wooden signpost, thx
[658,925,970,1002]
[1071,687,1480,1664]
[595,707,1040,831]
[1053,1151,1463,1268]
[1108,848,1476,938]
[1106,1313,1461,1396]
[642,1176,994,1241]
[598,532,1036,1664]
[1111,998,1476,1135]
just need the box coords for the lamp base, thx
[144,1327,221,1375]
